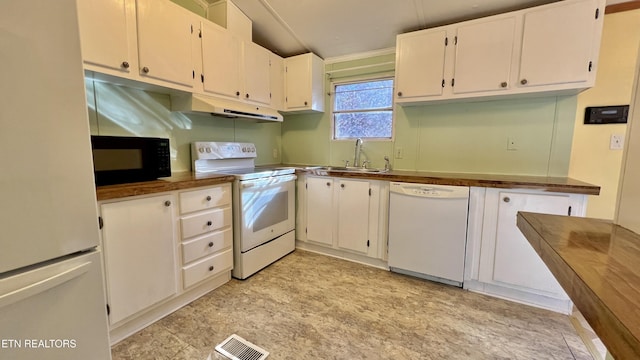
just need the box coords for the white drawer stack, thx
[178,184,233,289]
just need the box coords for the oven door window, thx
[239,176,295,252]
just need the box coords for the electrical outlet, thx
[395,147,403,159]
[272,148,278,158]
[507,137,518,151]
[610,134,624,150]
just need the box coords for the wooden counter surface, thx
[96,172,236,201]
[299,168,600,195]
[516,212,640,360]
[96,167,600,201]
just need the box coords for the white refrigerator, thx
[0,1,111,359]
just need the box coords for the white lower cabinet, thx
[178,183,233,289]
[298,175,388,264]
[98,182,233,343]
[465,187,587,314]
[100,194,178,325]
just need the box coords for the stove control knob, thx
[199,147,205,153]
[205,147,211,153]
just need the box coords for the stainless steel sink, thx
[306,166,388,173]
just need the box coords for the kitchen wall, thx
[568,8,640,220]
[282,54,577,176]
[85,80,282,172]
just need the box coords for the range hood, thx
[171,93,283,122]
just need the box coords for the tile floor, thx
[111,250,593,360]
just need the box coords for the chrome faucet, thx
[353,138,363,167]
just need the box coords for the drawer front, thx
[180,207,231,239]
[182,228,232,264]
[182,249,233,288]
[179,184,231,214]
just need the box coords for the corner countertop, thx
[296,166,600,195]
[96,172,236,201]
[516,212,640,360]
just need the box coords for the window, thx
[332,78,394,140]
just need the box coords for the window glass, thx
[333,78,394,139]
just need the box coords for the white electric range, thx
[192,142,296,279]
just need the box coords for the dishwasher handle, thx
[390,182,469,199]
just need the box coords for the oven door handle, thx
[240,174,297,188]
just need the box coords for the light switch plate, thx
[610,134,624,150]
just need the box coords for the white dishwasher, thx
[388,182,469,287]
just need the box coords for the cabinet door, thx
[395,29,447,100]
[453,17,516,94]
[101,195,178,325]
[201,20,242,99]
[243,42,271,105]
[284,54,311,110]
[336,179,370,254]
[492,191,570,296]
[518,0,597,87]
[306,177,334,245]
[77,0,131,74]
[270,52,285,110]
[136,0,194,87]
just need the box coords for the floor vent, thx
[215,334,269,360]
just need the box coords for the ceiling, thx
[214,0,628,61]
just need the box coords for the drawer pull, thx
[503,197,510,203]
[206,195,212,201]
[208,266,214,271]
[164,200,171,207]
[206,220,213,226]
[208,242,214,247]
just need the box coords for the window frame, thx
[330,76,395,142]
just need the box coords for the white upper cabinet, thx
[136,0,195,88]
[395,0,605,104]
[77,0,132,75]
[270,52,285,111]
[518,0,598,88]
[453,16,516,94]
[76,0,285,109]
[284,53,325,113]
[395,29,447,101]
[243,42,272,105]
[200,20,242,100]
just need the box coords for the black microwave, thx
[91,135,171,186]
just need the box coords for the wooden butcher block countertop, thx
[299,167,600,195]
[517,212,640,360]
[96,172,236,201]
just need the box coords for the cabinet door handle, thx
[121,61,130,69]
[326,182,331,187]
[236,91,240,96]
[246,93,250,99]
[206,220,213,226]
[206,195,212,201]
[520,79,528,85]
[164,200,171,207]
[340,184,345,189]
[304,101,308,106]
[397,91,403,97]
[503,197,510,203]
[208,266,214,271]
[208,242,214,247]
[500,82,507,88]
[142,66,149,74]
